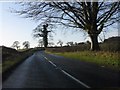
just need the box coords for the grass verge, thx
[3,50,33,73]
[47,51,119,70]
[2,47,41,82]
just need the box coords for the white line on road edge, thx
[43,55,91,88]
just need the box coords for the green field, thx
[48,51,119,70]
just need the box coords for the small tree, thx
[12,41,20,50]
[48,42,54,47]
[38,39,44,47]
[74,42,78,46]
[23,41,30,49]
[67,42,74,46]
[66,42,70,46]
[57,40,63,47]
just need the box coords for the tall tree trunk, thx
[43,24,48,48]
[43,36,48,48]
[89,34,100,51]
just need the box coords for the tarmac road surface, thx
[2,51,119,88]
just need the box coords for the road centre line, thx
[41,55,56,67]
[42,55,91,88]
[44,56,48,60]
[61,70,91,88]
[48,61,57,67]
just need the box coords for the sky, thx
[0,2,118,48]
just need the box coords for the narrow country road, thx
[3,51,119,88]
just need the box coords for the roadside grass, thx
[2,46,44,74]
[47,51,119,70]
[3,53,29,73]
[2,46,44,82]
[0,64,1,74]
[2,47,37,73]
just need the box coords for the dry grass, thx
[48,51,119,70]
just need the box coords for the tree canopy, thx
[15,1,120,50]
[12,41,20,50]
[23,41,30,49]
[33,24,51,48]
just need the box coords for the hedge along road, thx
[3,51,119,88]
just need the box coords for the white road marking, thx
[42,56,56,67]
[61,70,91,88]
[48,61,57,67]
[44,56,48,60]
[43,55,91,88]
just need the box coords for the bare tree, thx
[48,42,54,47]
[57,40,63,47]
[33,24,51,48]
[66,42,70,46]
[12,41,20,50]
[38,39,44,47]
[23,41,30,49]
[15,1,120,51]
[74,42,78,46]
[69,42,74,46]
[66,41,74,46]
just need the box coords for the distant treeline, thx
[46,36,120,52]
